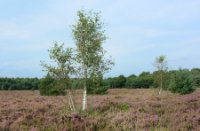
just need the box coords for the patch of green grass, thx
[117,103,130,112]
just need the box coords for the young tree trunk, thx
[159,72,163,95]
[82,67,87,111]
[82,87,87,110]
[69,90,76,111]
[67,93,73,111]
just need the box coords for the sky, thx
[0,0,200,78]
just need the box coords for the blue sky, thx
[0,0,200,78]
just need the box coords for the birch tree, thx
[72,10,113,111]
[41,42,76,111]
[154,55,168,95]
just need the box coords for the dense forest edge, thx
[0,68,199,92]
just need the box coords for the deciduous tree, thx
[72,10,113,110]
[41,42,76,111]
[154,55,168,95]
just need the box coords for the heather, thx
[0,89,200,131]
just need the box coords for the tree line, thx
[0,78,40,90]
[103,68,200,93]
[0,68,199,92]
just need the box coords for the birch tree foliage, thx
[72,10,113,81]
[41,41,75,80]
[40,42,75,94]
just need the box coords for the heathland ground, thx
[0,89,200,131]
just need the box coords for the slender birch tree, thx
[41,42,76,111]
[154,55,168,95]
[72,10,113,111]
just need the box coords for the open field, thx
[0,89,200,131]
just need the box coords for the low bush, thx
[87,86,108,95]
[168,69,195,95]
[39,75,66,96]
[39,75,54,96]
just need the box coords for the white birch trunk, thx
[82,67,87,111]
[82,87,87,110]
[159,72,163,95]
[159,88,162,95]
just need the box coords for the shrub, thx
[49,87,66,96]
[39,75,66,96]
[87,80,108,94]
[51,79,67,95]
[87,74,108,94]
[89,86,108,95]
[191,68,200,87]
[168,69,195,95]
[39,75,54,96]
